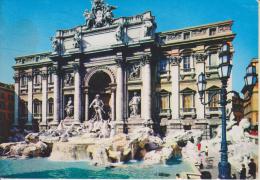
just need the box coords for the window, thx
[183,56,191,72]
[208,53,218,67]
[48,98,54,116]
[184,32,190,40]
[160,95,170,111]
[158,90,171,115]
[33,74,41,86]
[159,60,167,74]
[48,73,54,84]
[208,90,219,109]
[33,99,42,115]
[21,76,27,87]
[183,94,193,110]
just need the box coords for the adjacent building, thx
[242,58,258,129]
[0,82,14,142]
[13,0,235,137]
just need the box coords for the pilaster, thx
[26,72,33,126]
[73,60,81,123]
[40,67,48,129]
[13,73,20,127]
[194,53,207,119]
[84,87,89,121]
[170,56,181,120]
[115,53,124,122]
[52,65,60,125]
[141,54,152,121]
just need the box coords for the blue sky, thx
[0,0,258,92]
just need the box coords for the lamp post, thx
[197,43,257,179]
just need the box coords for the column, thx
[116,58,124,121]
[73,62,81,123]
[40,69,48,127]
[26,73,33,126]
[141,55,152,121]
[194,53,207,120]
[84,87,89,121]
[111,88,116,120]
[170,57,180,120]
[13,74,20,126]
[53,66,60,124]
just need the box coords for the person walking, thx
[205,146,208,157]
[239,164,246,179]
[248,158,256,179]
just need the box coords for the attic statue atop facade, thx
[83,0,116,29]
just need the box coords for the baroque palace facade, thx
[13,0,235,136]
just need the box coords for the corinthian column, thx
[53,66,60,125]
[73,61,81,123]
[13,73,20,127]
[116,55,124,121]
[26,73,33,126]
[170,56,181,120]
[40,68,48,129]
[141,55,152,121]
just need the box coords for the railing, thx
[47,113,53,117]
[180,68,195,75]
[159,109,171,116]
[33,113,42,118]
[180,108,196,117]
[205,106,221,117]
[206,65,218,73]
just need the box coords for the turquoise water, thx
[0,158,193,179]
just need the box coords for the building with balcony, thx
[13,0,234,138]
[0,82,14,142]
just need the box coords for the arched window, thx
[33,99,42,116]
[48,98,54,116]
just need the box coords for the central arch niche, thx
[88,71,112,120]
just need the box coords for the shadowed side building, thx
[242,58,258,132]
[12,0,235,138]
[0,82,14,142]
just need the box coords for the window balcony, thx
[180,68,196,80]
[20,85,28,90]
[206,65,218,73]
[47,113,53,118]
[180,108,196,119]
[33,113,42,119]
[180,68,195,74]
[205,107,221,118]
[159,109,171,117]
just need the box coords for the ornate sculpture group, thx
[83,0,116,29]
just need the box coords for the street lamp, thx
[197,43,258,179]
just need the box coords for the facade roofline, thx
[158,20,233,35]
